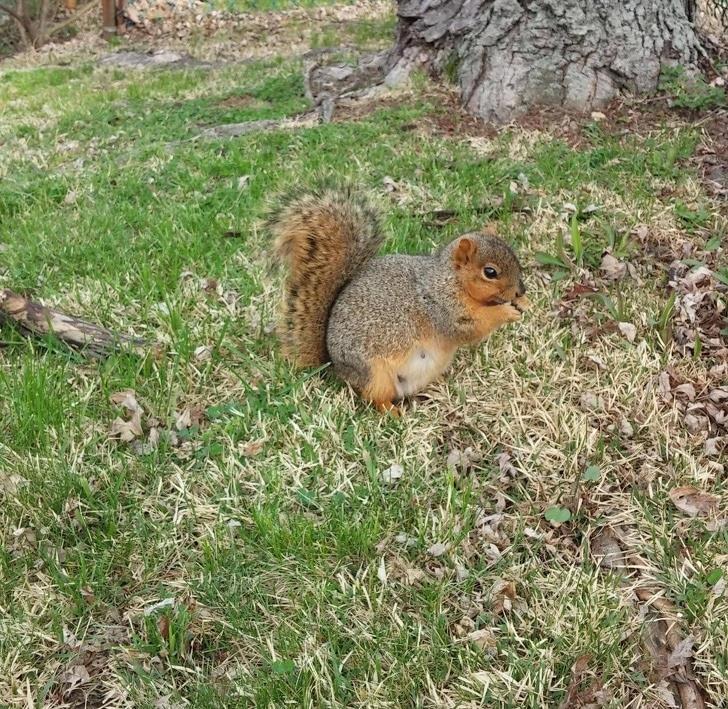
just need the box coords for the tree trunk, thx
[387,0,705,122]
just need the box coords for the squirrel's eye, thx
[483,267,498,279]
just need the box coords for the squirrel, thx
[267,185,529,414]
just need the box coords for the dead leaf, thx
[617,322,637,343]
[131,426,160,455]
[633,224,649,240]
[674,383,697,401]
[494,451,517,477]
[157,614,170,642]
[381,463,404,484]
[110,389,142,413]
[382,176,398,192]
[447,447,481,471]
[62,664,91,692]
[427,542,448,557]
[600,253,627,280]
[558,653,599,709]
[683,266,713,289]
[562,283,599,302]
[194,345,212,361]
[667,636,694,669]
[175,408,192,431]
[704,437,723,456]
[377,557,387,585]
[658,371,673,399]
[405,566,425,585]
[466,628,496,652]
[579,392,603,411]
[389,556,425,585]
[587,354,607,370]
[591,527,624,569]
[109,410,143,442]
[669,487,719,517]
[144,597,175,616]
[201,277,219,294]
[653,680,679,708]
[620,417,634,438]
[491,578,517,614]
[684,414,708,435]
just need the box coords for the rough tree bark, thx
[386,0,705,122]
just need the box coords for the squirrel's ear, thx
[453,237,477,268]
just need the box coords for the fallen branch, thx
[198,112,319,139]
[0,289,146,357]
[47,0,98,37]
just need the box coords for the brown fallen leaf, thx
[636,588,706,709]
[194,344,213,361]
[591,527,624,570]
[558,653,601,709]
[562,283,599,302]
[579,391,604,411]
[157,613,170,642]
[388,556,425,585]
[131,426,160,456]
[466,628,496,652]
[175,408,192,431]
[109,410,143,442]
[494,451,518,478]
[600,252,627,280]
[427,542,449,557]
[674,383,697,401]
[110,389,142,413]
[667,636,694,669]
[490,578,517,614]
[704,437,723,456]
[62,664,91,693]
[446,446,481,472]
[617,321,637,343]
[669,486,719,518]
[684,413,709,435]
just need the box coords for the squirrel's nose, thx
[516,279,526,298]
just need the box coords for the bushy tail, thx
[267,185,384,367]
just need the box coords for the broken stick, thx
[0,289,145,357]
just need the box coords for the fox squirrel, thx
[267,185,529,414]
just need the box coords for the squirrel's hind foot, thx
[373,400,403,417]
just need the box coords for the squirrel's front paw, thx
[512,295,530,314]
[496,303,523,324]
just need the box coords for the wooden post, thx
[101,0,115,38]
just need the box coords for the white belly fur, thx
[395,344,456,397]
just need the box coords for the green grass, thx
[1,7,728,708]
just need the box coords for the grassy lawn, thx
[1,4,727,707]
